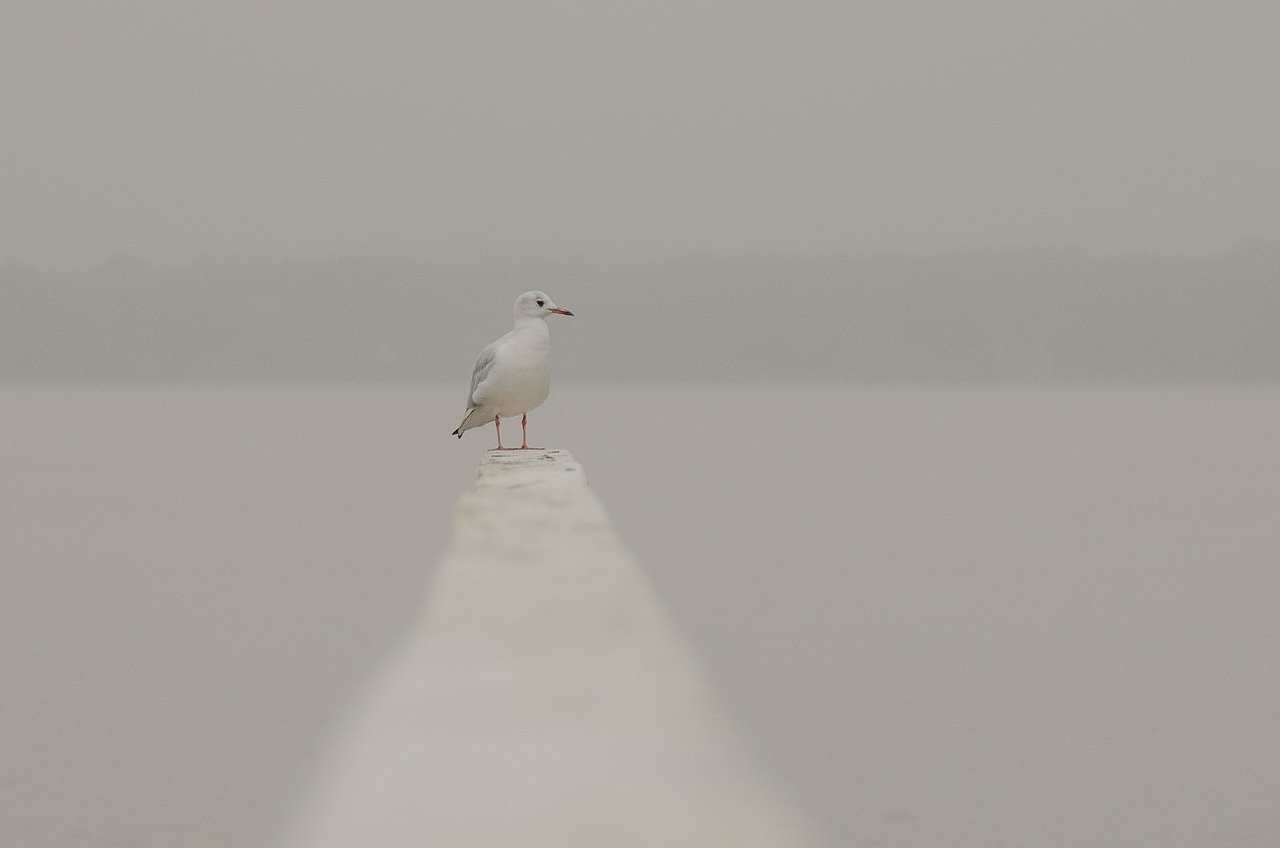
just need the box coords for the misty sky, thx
[4,1,1278,267]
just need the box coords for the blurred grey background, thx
[4,4,1280,848]
[5,2,1280,267]
[5,2,1280,383]
[4,249,1280,381]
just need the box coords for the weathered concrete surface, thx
[276,449,813,848]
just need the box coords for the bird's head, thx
[515,291,574,319]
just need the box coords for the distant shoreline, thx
[5,245,1279,382]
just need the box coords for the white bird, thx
[452,291,575,450]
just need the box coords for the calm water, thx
[3,383,1278,847]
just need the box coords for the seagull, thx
[452,291,575,450]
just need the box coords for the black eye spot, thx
[536,300,545,307]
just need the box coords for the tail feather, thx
[452,406,489,438]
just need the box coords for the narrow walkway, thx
[276,449,813,848]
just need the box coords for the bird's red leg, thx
[519,414,530,449]
[493,416,507,450]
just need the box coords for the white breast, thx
[472,322,552,417]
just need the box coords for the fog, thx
[5,3,1280,847]
[5,247,1280,382]
[4,2,1280,266]
[4,384,1279,847]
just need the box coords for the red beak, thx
[550,308,574,316]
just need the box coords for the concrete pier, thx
[276,449,812,848]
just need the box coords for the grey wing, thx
[466,343,498,408]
